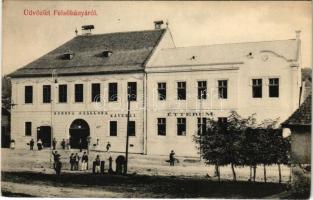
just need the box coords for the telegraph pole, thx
[199,90,204,160]
[124,86,131,174]
[50,70,55,168]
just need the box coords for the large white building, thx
[9,23,303,157]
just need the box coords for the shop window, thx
[128,121,136,136]
[197,117,207,135]
[157,118,166,136]
[110,121,117,136]
[177,118,186,136]
[25,122,32,136]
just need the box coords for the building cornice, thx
[145,63,241,73]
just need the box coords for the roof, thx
[9,29,166,78]
[282,94,311,127]
[150,39,298,67]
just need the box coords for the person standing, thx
[169,150,175,166]
[52,151,62,175]
[70,153,75,171]
[106,142,111,152]
[61,139,66,150]
[29,138,34,150]
[52,138,57,150]
[95,155,101,173]
[74,153,80,170]
[66,139,71,150]
[82,152,88,171]
[37,139,43,150]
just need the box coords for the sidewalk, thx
[1,148,291,182]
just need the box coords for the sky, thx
[2,1,312,75]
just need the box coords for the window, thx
[177,82,186,100]
[269,78,279,98]
[128,82,137,101]
[198,81,207,99]
[128,121,136,136]
[74,84,83,103]
[110,121,117,136]
[218,80,228,99]
[58,84,67,103]
[177,118,186,136]
[252,79,262,98]
[157,82,166,100]
[43,85,51,103]
[92,83,101,102]
[25,122,32,136]
[157,118,166,136]
[197,118,207,135]
[109,83,118,102]
[25,86,33,103]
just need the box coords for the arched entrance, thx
[69,119,90,149]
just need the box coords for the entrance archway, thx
[69,119,90,149]
[37,126,51,148]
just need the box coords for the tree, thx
[195,111,257,182]
[194,114,226,181]
[272,133,290,183]
[2,76,12,110]
[257,119,280,183]
[243,128,260,182]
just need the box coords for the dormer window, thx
[103,50,113,57]
[63,50,74,60]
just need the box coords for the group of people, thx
[28,137,112,153]
[29,138,70,151]
[53,151,106,175]
[52,138,69,150]
[29,138,43,150]
[69,152,89,171]
[48,148,178,176]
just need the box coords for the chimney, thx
[154,20,164,30]
[295,30,301,41]
[82,25,95,35]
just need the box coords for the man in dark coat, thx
[52,151,62,175]
[29,139,34,150]
[70,153,75,171]
[52,138,57,150]
[61,139,66,150]
[169,150,175,166]
[106,142,111,152]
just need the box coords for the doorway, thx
[69,119,90,149]
[37,126,51,147]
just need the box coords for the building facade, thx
[9,25,302,157]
